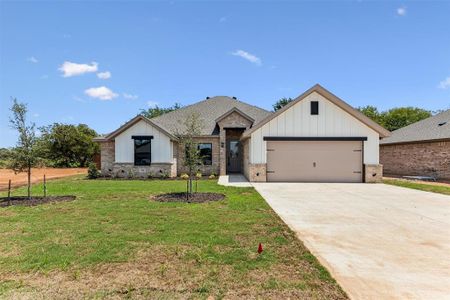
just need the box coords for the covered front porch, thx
[215,108,255,177]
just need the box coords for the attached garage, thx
[265,138,364,182]
[241,84,391,183]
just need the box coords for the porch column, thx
[219,127,226,175]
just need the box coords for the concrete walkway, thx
[253,183,450,300]
[218,174,252,187]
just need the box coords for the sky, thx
[1,1,449,148]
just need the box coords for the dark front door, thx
[227,140,241,173]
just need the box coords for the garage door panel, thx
[267,141,362,182]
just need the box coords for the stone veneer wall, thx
[177,137,220,176]
[242,139,250,180]
[112,163,173,178]
[100,140,176,178]
[100,141,115,175]
[364,164,383,183]
[380,141,450,180]
[248,163,267,182]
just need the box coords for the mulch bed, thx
[152,192,225,203]
[0,196,76,207]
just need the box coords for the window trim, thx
[132,135,153,166]
[197,143,213,166]
[311,101,319,115]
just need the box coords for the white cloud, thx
[97,71,111,79]
[59,61,98,77]
[84,86,118,100]
[219,16,227,23]
[27,56,38,63]
[73,96,86,103]
[397,6,406,16]
[123,93,138,100]
[231,50,262,66]
[438,77,450,89]
[147,100,159,107]
[40,74,49,79]
[33,113,40,118]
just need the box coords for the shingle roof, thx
[380,109,450,145]
[150,96,272,135]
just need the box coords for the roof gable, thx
[215,107,255,123]
[94,115,177,142]
[242,84,391,139]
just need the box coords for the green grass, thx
[384,179,450,195]
[0,176,346,299]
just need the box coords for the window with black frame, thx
[132,136,153,165]
[198,143,212,165]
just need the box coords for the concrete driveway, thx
[252,183,450,300]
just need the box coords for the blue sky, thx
[1,1,449,148]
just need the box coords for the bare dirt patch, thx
[152,192,225,203]
[0,245,346,299]
[0,196,76,207]
[0,168,87,191]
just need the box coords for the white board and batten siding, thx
[250,92,380,165]
[114,120,173,163]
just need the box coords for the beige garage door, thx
[266,141,363,182]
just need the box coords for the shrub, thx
[209,174,216,179]
[195,171,202,179]
[180,173,189,180]
[160,171,169,179]
[128,168,136,179]
[87,163,100,179]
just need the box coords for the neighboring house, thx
[94,84,390,182]
[380,109,450,180]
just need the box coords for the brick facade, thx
[176,137,220,176]
[380,140,450,180]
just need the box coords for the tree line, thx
[272,98,433,132]
[1,99,99,170]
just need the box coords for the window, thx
[132,136,153,165]
[198,143,212,165]
[311,101,319,115]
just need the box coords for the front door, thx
[227,140,241,173]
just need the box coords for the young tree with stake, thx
[8,99,39,199]
[176,113,203,196]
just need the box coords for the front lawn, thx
[0,176,346,299]
[384,179,450,196]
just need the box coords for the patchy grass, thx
[0,176,347,299]
[384,179,450,196]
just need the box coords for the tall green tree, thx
[359,106,432,131]
[272,97,293,111]
[38,123,99,167]
[382,107,432,131]
[140,103,182,119]
[357,105,384,125]
[9,99,39,199]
